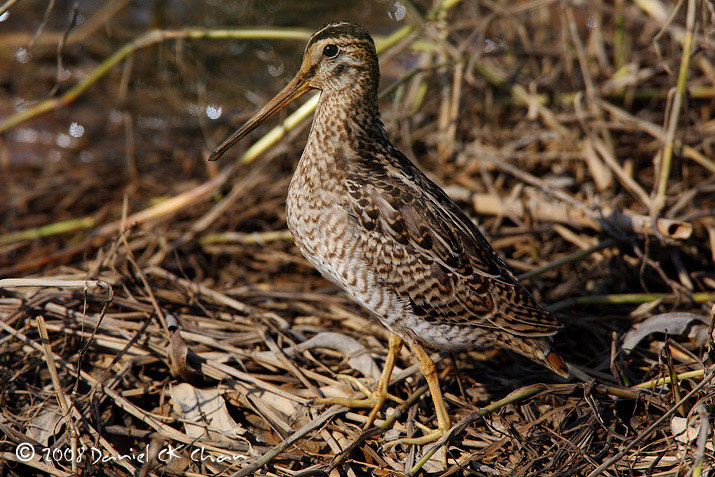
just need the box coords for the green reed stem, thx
[652,0,696,213]
[0,28,312,133]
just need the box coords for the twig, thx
[0,315,245,456]
[691,403,710,477]
[0,0,131,48]
[470,60,569,137]
[652,0,697,214]
[409,383,549,475]
[326,385,431,471]
[549,292,715,310]
[0,217,95,245]
[633,369,705,389]
[199,230,293,245]
[0,453,73,477]
[231,406,345,477]
[575,95,652,208]
[597,98,715,175]
[586,368,715,477]
[0,0,20,16]
[35,316,78,474]
[0,278,109,289]
[0,10,465,255]
[517,239,619,280]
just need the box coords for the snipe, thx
[210,21,569,446]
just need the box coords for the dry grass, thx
[1,0,715,476]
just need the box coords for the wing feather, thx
[345,147,561,337]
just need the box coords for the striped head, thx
[301,21,379,94]
[209,21,379,161]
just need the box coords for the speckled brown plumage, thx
[283,22,567,376]
[210,21,568,443]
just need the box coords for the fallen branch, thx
[468,189,691,240]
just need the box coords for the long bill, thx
[208,74,312,161]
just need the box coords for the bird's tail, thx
[504,335,570,378]
[544,349,569,378]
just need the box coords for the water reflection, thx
[69,122,85,138]
[15,47,31,63]
[56,133,72,148]
[1,0,407,167]
[137,116,168,130]
[268,62,284,77]
[79,150,93,163]
[109,110,124,124]
[206,105,222,120]
[388,1,406,21]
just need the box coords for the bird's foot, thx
[382,341,452,448]
[313,374,404,428]
[383,421,449,448]
[314,333,404,430]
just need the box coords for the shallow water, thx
[0,0,411,168]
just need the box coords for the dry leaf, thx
[621,312,709,354]
[26,405,64,446]
[170,383,245,443]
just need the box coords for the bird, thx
[209,21,569,446]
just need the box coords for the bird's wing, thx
[345,151,561,337]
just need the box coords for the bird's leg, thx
[313,333,404,429]
[385,342,451,447]
[363,332,403,428]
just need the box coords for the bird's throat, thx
[310,87,380,150]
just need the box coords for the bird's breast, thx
[286,168,358,286]
[286,165,410,328]
[285,166,502,350]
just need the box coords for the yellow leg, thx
[386,341,451,447]
[314,333,403,429]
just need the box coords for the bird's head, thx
[209,21,378,161]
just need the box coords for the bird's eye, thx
[322,44,339,58]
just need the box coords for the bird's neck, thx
[307,87,380,155]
